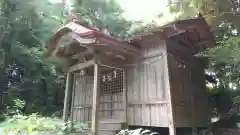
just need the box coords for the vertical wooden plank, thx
[86,77,89,119]
[156,59,163,100]
[146,62,151,126]
[149,62,154,101]
[71,74,76,124]
[127,69,134,125]
[86,78,90,122]
[89,77,93,121]
[150,105,154,126]
[123,69,127,123]
[79,77,83,122]
[74,77,78,122]
[164,53,176,135]
[91,63,100,135]
[190,71,197,135]
[131,68,137,125]
[143,62,147,125]
[140,63,145,125]
[63,72,73,122]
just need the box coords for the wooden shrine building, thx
[47,16,214,135]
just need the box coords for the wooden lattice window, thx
[100,69,124,94]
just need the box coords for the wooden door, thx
[71,69,125,123]
[99,69,124,120]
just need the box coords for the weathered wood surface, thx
[167,37,209,128]
[63,72,73,122]
[126,40,169,127]
[72,75,93,123]
[91,63,100,135]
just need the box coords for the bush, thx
[0,114,87,135]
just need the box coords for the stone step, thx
[87,122,123,131]
[79,129,119,135]
[98,129,118,135]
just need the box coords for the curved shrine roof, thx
[47,17,214,61]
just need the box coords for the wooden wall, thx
[71,75,93,123]
[126,38,169,127]
[69,35,209,128]
[167,37,210,127]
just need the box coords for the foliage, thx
[207,36,240,116]
[0,113,87,135]
[207,37,240,84]
[0,0,67,116]
[0,98,87,135]
[0,114,66,134]
[5,99,25,116]
[168,0,240,30]
[71,0,146,38]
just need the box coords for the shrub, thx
[0,114,87,135]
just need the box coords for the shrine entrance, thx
[99,68,124,119]
[70,65,125,123]
[47,20,139,135]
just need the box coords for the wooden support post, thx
[191,84,197,135]
[63,72,73,122]
[123,69,128,125]
[70,74,76,129]
[91,63,100,135]
[191,97,197,135]
[164,54,176,135]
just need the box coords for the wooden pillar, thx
[123,69,128,124]
[91,63,100,135]
[164,54,176,135]
[191,84,197,135]
[63,72,73,122]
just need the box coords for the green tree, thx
[168,0,240,30]
[71,0,143,37]
[0,0,68,116]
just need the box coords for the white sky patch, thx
[49,0,73,12]
[116,0,176,25]
[49,0,62,3]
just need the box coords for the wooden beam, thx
[63,72,73,122]
[71,48,94,59]
[97,37,139,55]
[98,56,125,70]
[68,59,95,72]
[91,63,100,135]
[128,100,167,105]
[164,54,176,135]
